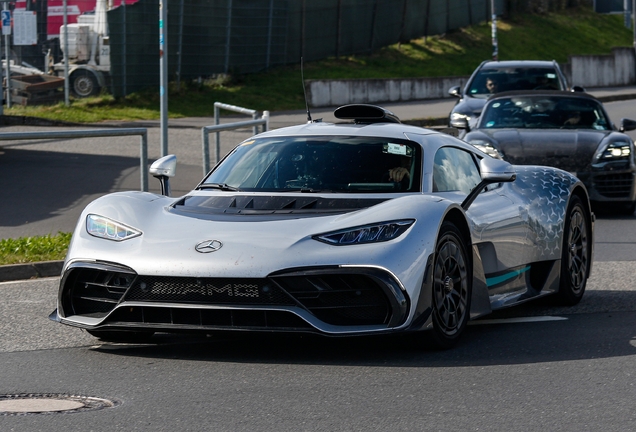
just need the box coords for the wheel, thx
[70,70,100,98]
[429,221,471,349]
[557,195,590,305]
[86,329,154,343]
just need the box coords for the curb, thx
[0,261,63,283]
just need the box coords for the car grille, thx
[594,173,634,198]
[271,274,391,326]
[62,267,394,328]
[124,276,296,306]
[104,306,313,330]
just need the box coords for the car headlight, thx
[469,139,503,159]
[86,214,142,242]
[313,220,415,245]
[593,141,632,163]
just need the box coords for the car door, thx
[432,145,534,296]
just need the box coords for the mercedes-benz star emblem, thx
[195,240,223,253]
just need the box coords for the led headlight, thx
[86,214,142,242]
[469,139,503,159]
[313,220,415,245]
[594,141,632,163]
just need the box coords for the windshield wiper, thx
[198,183,241,191]
[281,187,326,193]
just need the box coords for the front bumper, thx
[54,261,410,336]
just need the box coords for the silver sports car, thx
[51,104,593,349]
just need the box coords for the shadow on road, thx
[89,302,636,367]
[0,148,139,227]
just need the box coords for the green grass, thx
[5,6,633,122]
[3,5,634,264]
[0,233,72,265]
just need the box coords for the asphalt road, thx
[1,259,636,431]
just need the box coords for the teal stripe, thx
[486,266,531,287]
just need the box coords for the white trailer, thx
[53,0,110,97]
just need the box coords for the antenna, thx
[301,57,312,123]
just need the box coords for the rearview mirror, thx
[620,118,636,132]
[480,157,516,183]
[150,154,177,196]
[461,158,516,210]
[448,86,461,98]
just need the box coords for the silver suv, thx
[448,60,582,130]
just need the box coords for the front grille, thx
[124,276,296,305]
[104,306,312,330]
[272,274,392,326]
[594,173,634,198]
[63,267,135,317]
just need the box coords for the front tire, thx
[557,195,590,305]
[70,70,99,98]
[429,221,471,349]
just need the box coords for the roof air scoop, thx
[334,104,401,124]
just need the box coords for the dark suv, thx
[448,60,582,130]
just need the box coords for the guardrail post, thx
[201,114,268,177]
[0,128,149,191]
[140,130,148,191]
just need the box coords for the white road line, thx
[469,316,568,325]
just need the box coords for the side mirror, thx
[620,118,636,132]
[448,86,461,98]
[461,158,516,210]
[450,116,469,130]
[480,157,516,183]
[150,154,177,196]
[571,85,585,92]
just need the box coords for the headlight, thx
[469,139,503,159]
[593,141,632,163]
[313,220,415,245]
[86,214,142,242]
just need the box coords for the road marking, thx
[469,316,568,325]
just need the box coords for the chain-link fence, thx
[2,0,589,101]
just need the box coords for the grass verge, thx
[0,233,71,266]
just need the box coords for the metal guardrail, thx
[201,102,270,175]
[0,128,150,191]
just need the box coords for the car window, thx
[468,66,563,98]
[478,96,611,130]
[433,147,481,194]
[204,135,422,193]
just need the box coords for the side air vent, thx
[334,104,401,124]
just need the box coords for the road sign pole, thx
[2,5,11,108]
[160,0,168,156]
[491,0,498,61]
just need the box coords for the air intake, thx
[334,104,401,124]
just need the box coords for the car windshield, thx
[202,135,422,193]
[468,66,563,99]
[477,96,611,130]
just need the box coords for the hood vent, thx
[170,195,387,220]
